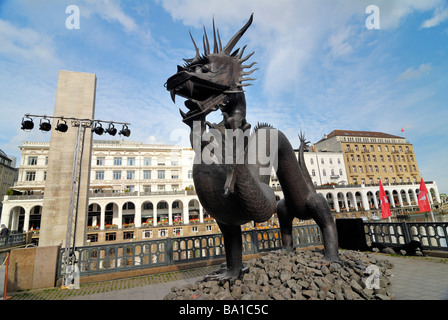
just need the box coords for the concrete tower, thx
[39,70,96,247]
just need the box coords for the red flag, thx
[379,179,391,219]
[401,128,404,132]
[418,178,431,212]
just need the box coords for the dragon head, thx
[166,14,257,125]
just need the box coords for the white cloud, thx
[0,19,58,63]
[421,6,448,28]
[82,0,138,33]
[374,0,443,29]
[397,63,432,81]
[328,26,354,57]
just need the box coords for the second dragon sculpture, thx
[166,14,339,282]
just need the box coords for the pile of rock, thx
[164,248,395,300]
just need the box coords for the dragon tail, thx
[298,131,316,192]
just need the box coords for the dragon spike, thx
[241,77,257,82]
[189,31,200,59]
[213,18,219,54]
[241,68,259,76]
[237,45,247,59]
[203,26,210,55]
[222,13,253,55]
[240,51,255,63]
[231,48,240,57]
[242,62,258,69]
[217,28,222,52]
[179,108,187,119]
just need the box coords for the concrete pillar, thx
[23,207,31,232]
[199,205,204,223]
[332,192,340,213]
[117,205,123,229]
[135,202,142,228]
[153,206,158,227]
[361,191,369,211]
[100,205,105,230]
[39,71,96,247]
[183,203,189,224]
[167,203,172,226]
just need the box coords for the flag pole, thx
[428,191,435,222]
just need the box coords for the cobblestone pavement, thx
[6,253,448,300]
[8,265,219,300]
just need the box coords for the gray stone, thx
[164,249,395,301]
[280,270,292,282]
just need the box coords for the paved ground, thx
[3,252,448,300]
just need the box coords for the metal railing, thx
[0,233,27,248]
[364,221,448,251]
[59,225,322,277]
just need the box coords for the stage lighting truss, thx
[20,113,130,137]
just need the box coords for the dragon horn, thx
[213,18,219,54]
[189,31,200,59]
[222,13,253,55]
[203,26,210,55]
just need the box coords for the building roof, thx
[0,149,10,159]
[325,130,403,140]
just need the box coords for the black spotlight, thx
[105,123,117,136]
[39,118,52,132]
[55,119,68,133]
[21,117,34,131]
[119,125,131,137]
[93,122,104,135]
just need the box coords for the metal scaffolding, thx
[21,114,130,288]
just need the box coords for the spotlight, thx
[39,118,52,132]
[119,125,131,137]
[105,123,117,136]
[93,122,104,135]
[55,119,68,133]
[21,117,34,131]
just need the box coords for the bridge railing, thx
[0,233,27,248]
[59,224,322,277]
[364,221,448,251]
[56,220,448,281]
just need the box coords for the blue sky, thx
[0,0,447,193]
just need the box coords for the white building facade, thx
[1,139,442,244]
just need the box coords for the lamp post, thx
[21,114,131,288]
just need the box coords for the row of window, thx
[87,226,213,242]
[347,153,414,163]
[26,156,48,166]
[23,169,192,182]
[95,170,181,181]
[95,157,179,167]
[349,164,417,174]
[309,157,342,165]
[311,169,343,177]
[346,144,411,153]
[25,171,45,181]
[353,176,417,185]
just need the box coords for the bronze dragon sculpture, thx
[166,14,339,282]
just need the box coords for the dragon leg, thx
[276,199,294,249]
[306,193,339,262]
[204,222,247,282]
